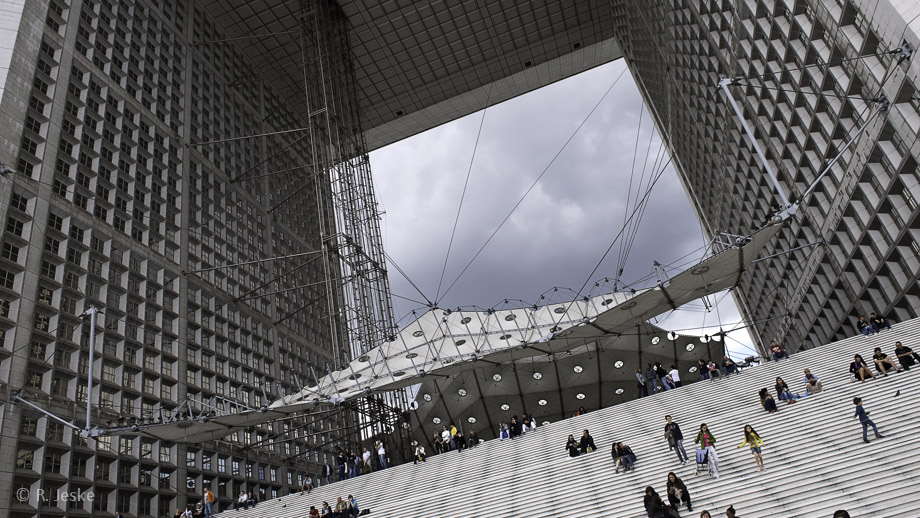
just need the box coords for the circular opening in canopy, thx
[432,417,441,424]
[467,417,476,424]
[538,399,548,406]
[576,393,586,400]
[458,389,467,397]
[492,374,502,382]
[504,314,516,321]
[615,388,624,394]
[500,404,510,411]
[614,361,624,368]
[455,339,467,346]
[689,366,698,373]
[422,394,432,402]
[553,307,566,314]
[412,330,424,338]
[651,337,660,345]
[573,365,583,373]
[461,317,472,325]
[685,343,695,352]
[406,352,418,359]
[532,372,543,380]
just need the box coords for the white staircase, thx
[221,318,920,518]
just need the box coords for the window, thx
[218,457,226,473]
[70,457,87,477]
[44,452,62,473]
[37,287,53,304]
[16,449,34,469]
[1,243,20,262]
[159,445,170,463]
[21,417,38,436]
[159,471,171,490]
[48,422,64,442]
[5,217,24,236]
[34,314,50,332]
[186,451,196,467]
[0,269,15,289]
[119,436,132,456]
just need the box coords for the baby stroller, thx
[694,448,712,477]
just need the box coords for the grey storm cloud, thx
[369,62,756,355]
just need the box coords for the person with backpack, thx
[666,472,692,512]
[737,424,765,471]
[646,363,661,393]
[695,423,720,478]
[655,362,671,391]
[664,415,689,464]
[414,444,426,464]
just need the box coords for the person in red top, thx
[769,341,789,361]
[308,505,320,518]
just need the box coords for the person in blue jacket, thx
[853,397,884,443]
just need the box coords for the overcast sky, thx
[369,61,758,358]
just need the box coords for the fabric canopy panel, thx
[133,221,780,443]
[276,221,781,405]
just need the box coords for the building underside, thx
[1,0,919,517]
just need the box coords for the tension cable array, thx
[435,65,631,305]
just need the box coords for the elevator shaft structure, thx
[297,0,408,450]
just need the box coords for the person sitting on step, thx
[894,341,920,371]
[706,359,722,380]
[769,340,789,361]
[856,316,876,336]
[468,428,480,447]
[499,422,509,440]
[642,486,669,518]
[849,354,875,382]
[872,346,900,376]
[566,434,580,457]
[666,471,692,512]
[579,429,596,454]
[722,356,739,376]
[614,441,637,472]
[803,368,823,395]
[509,416,523,439]
[697,359,710,380]
[869,312,891,332]
[308,505,319,518]
[759,388,778,413]
[774,377,797,403]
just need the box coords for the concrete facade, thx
[611,0,920,353]
[0,1,351,516]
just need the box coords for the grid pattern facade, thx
[0,1,355,517]
[612,0,920,354]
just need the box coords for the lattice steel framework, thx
[296,0,408,452]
